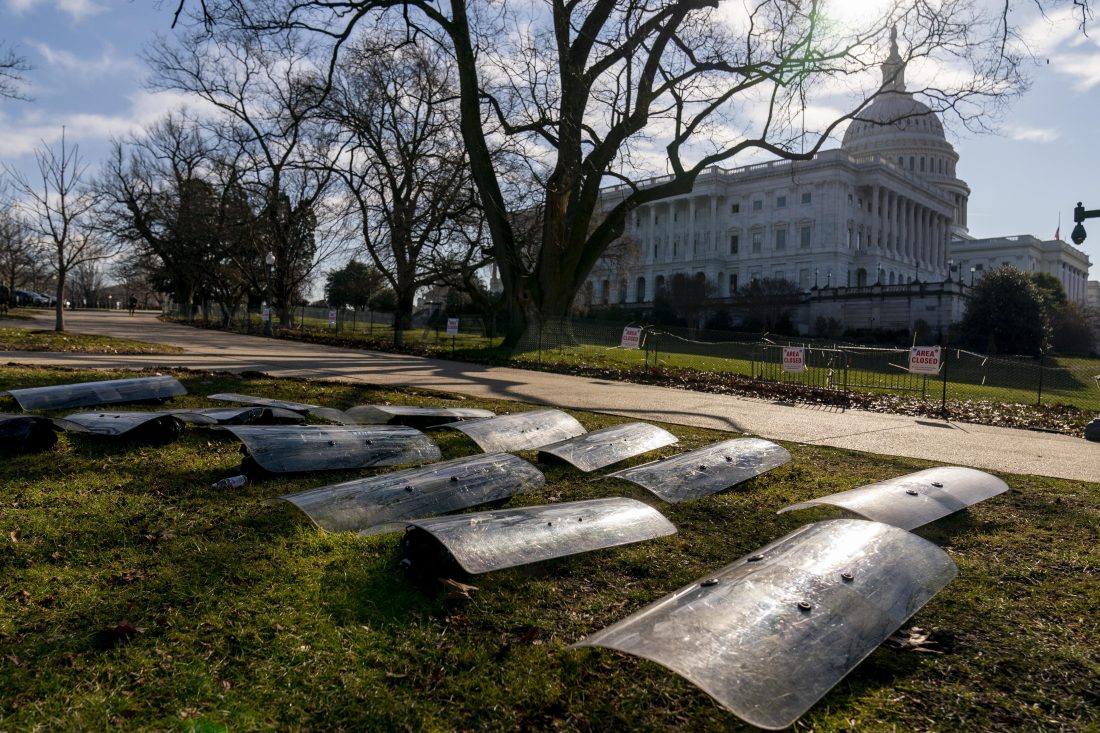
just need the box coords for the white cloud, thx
[1047,52,1100,91]
[30,41,144,80]
[0,90,215,158]
[5,0,106,20]
[1005,126,1059,143]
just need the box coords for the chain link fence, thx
[162,302,501,348]
[512,317,1100,413]
[161,304,1100,414]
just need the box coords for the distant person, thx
[128,296,137,316]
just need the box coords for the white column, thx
[871,186,880,251]
[666,201,674,261]
[886,191,895,255]
[649,205,657,262]
[687,197,696,262]
[905,198,914,259]
[710,195,718,253]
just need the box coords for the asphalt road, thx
[3,309,1098,482]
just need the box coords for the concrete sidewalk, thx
[3,310,1098,482]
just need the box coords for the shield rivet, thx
[450,476,459,482]
[748,554,764,562]
[931,481,944,488]
[906,489,919,496]
[798,601,812,611]
[841,572,854,582]
[404,486,413,492]
[701,579,719,587]
[546,521,552,526]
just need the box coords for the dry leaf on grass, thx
[888,626,943,653]
[439,577,479,600]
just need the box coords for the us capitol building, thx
[586,32,1091,333]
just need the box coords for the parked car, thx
[13,290,52,307]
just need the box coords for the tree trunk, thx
[54,271,66,332]
[393,293,415,348]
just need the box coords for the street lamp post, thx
[826,271,832,288]
[813,268,819,288]
[969,266,975,286]
[1072,202,1100,442]
[264,252,275,337]
[947,259,955,282]
[1072,201,1100,245]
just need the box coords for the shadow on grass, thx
[319,550,444,627]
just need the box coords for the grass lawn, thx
[0,327,183,355]
[236,314,1100,414]
[3,366,1095,731]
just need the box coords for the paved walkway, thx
[3,310,1099,482]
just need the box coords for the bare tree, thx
[100,113,263,323]
[5,130,122,330]
[323,34,484,345]
[110,253,166,310]
[146,30,346,327]
[0,41,31,101]
[169,0,1047,345]
[100,114,220,308]
[0,207,36,307]
[70,260,106,308]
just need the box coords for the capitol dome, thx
[842,27,970,234]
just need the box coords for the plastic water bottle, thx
[211,475,249,490]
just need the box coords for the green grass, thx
[0,327,183,355]
[1,366,1097,731]
[172,312,1100,414]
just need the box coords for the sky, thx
[2,0,1100,276]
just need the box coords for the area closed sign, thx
[446,318,459,336]
[909,346,942,374]
[782,347,806,373]
[620,326,642,350]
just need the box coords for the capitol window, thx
[729,234,739,254]
[800,226,811,249]
[730,202,740,214]
[801,191,811,204]
[753,199,763,211]
[775,229,787,250]
[776,195,787,208]
[752,230,762,253]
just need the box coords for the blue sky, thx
[2,0,1100,273]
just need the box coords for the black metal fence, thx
[514,318,1100,413]
[162,303,498,346]
[162,304,1100,414]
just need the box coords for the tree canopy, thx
[171,0,1034,345]
[324,259,387,309]
[959,265,1045,355]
